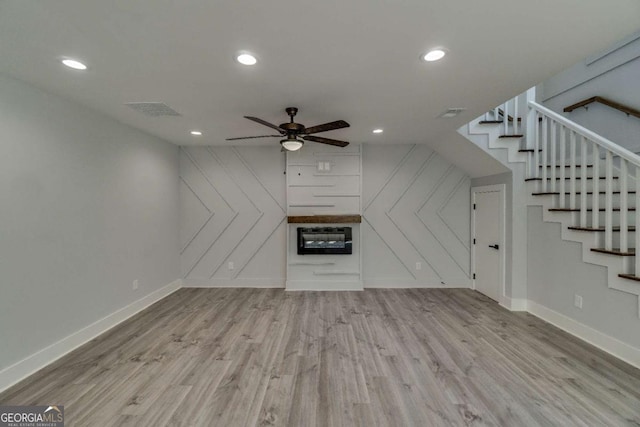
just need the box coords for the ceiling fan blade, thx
[304,120,350,134]
[244,116,285,133]
[303,135,350,147]
[225,135,282,141]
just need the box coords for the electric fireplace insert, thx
[297,227,352,255]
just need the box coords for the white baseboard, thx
[183,278,285,288]
[286,280,363,291]
[0,279,182,394]
[364,278,472,288]
[527,300,640,370]
[500,296,528,311]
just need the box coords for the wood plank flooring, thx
[1,288,639,426]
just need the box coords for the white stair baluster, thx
[620,159,629,253]
[580,136,588,227]
[534,113,540,179]
[503,102,509,135]
[636,165,640,275]
[559,126,566,208]
[569,131,577,210]
[605,150,614,251]
[513,95,519,135]
[541,117,548,192]
[550,120,557,193]
[592,141,599,230]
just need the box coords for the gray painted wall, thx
[527,206,640,348]
[362,145,471,287]
[542,32,640,152]
[0,74,180,370]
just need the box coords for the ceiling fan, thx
[226,107,350,151]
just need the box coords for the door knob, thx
[488,244,499,250]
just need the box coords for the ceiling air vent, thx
[438,108,466,118]
[125,102,181,117]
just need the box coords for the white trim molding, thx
[500,296,528,311]
[285,280,363,291]
[0,279,183,394]
[364,278,472,288]
[527,300,640,370]
[183,278,285,288]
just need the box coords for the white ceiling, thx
[1,1,639,150]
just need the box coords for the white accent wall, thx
[0,74,180,372]
[179,143,473,289]
[362,145,471,287]
[180,146,287,287]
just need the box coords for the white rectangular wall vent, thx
[125,102,181,117]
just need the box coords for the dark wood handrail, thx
[564,96,640,120]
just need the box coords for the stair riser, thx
[535,180,635,193]
[539,168,602,179]
[586,213,637,228]
[609,233,637,249]
[568,194,638,209]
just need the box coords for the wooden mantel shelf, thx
[288,215,361,224]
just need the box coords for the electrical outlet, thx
[416,262,422,271]
[574,294,583,309]
[228,261,234,270]
[132,279,139,290]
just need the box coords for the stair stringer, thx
[461,119,640,317]
[466,118,528,165]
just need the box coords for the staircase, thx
[461,88,640,316]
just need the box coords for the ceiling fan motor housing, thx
[279,122,305,134]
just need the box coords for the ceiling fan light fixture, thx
[281,138,304,151]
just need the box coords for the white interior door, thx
[473,186,505,302]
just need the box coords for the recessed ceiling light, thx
[373,128,384,134]
[423,49,446,62]
[61,58,87,70]
[190,130,203,136]
[236,53,257,66]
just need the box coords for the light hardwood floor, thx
[1,288,639,426]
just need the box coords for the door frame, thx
[471,184,506,305]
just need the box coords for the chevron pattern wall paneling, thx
[362,145,471,287]
[179,146,286,287]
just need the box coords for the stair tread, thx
[568,226,636,232]
[478,120,503,124]
[591,247,635,256]
[525,176,619,181]
[549,207,636,212]
[619,273,640,282]
[519,149,542,153]
[540,164,593,168]
[498,134,524,139]
[532,191,636,195]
